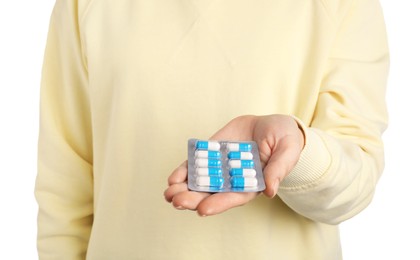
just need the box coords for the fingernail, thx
[175,205,185,210]
[271,179,280,198]
[198,211,207,217]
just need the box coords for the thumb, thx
[262,135,302,198]
[209,115,257,141]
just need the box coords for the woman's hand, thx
[164,114,305,216]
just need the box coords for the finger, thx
[168,161,188,185]
[209,115,257,141]
[172,190,212,210]
[262,135,302,198]
[197,192,259,216]
[257,141,272,169]
[164,182,188,203]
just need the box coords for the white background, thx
[0,0,418,259]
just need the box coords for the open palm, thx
[164,114,304,216]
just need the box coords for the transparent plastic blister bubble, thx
[187,139,266,192]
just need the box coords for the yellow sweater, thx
[36,0,389,259]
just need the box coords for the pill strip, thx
[187,139,265,192]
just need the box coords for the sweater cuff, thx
[279,122,332,189]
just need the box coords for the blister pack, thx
[187,139,266,192]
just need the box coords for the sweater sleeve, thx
[35,0,93,258]
[278,0,389,225]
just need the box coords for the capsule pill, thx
[196,176,224,188]
[196,168,223,176]
[231,177,258,188]
[195,150,221,159]
[196,141,220,151]
[228,160,254,169]
[228,151,253,160]
[229,168,257,177]
[195,158,222,168]
[227,143,252,152]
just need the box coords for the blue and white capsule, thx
[195,158,222,168]
[196,140,220,151]
[196,168,223,176]
[196,176,224,188]
[229,168,257,177]
[195,150,221,159]
[227,142,252,152]
[230,177,258,188]
[228,160,254,169]
[228,151,253,160]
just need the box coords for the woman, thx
[36,0,389,258]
